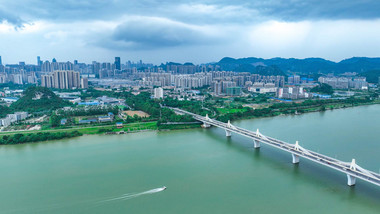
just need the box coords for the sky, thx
[0,0,380,64]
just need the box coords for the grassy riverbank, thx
[0,122,158,136]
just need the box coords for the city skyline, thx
[0,1,380,64]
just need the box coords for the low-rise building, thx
[249,83,277,94]
[1,97,19,103]
[116,122,123,128]
[98,116,113,123]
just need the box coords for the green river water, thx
[0,105,379,214]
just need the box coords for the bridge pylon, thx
[347,174,356,186]
[347,158,357,186]
[225,129,231,137]
[202,122,211,128]
[253,139,260,148]
[292,153,300,164]
[202,114,211,128]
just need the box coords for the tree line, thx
[0,131,83,145]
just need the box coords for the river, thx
[0,105,379,213]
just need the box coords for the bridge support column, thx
[225,129,231,137]
[292,154,299,164]
[202,122,211,128]
[347,174,356,186]
[253,139,260,149]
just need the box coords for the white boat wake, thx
[101,187,166,202]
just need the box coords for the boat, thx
[163,186,167,190]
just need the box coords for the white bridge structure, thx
[171,107,380,187]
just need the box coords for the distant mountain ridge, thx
[217,57,380,75]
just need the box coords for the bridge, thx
[171,107,380,187]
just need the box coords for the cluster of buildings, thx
[318,76,368,90]
[277,87,313,99]
[0,55,375,102]
[0,112,28,128]
[136,72,213,89]
[41,70,88,89]
[0,72,38,84]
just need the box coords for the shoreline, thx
[220,100,380,122]
[1,102,379,145]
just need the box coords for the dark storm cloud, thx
[97,17,219,50]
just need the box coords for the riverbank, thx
[0,131,83,145]
[214,98,380,122]
[0,121,203,145]
[1,100,379,145]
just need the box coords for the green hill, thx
[234,64,286,76]
[217,57,380,74]
[359,70,380,84]
[11,86,71,112]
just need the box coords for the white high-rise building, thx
[154,87,164,99]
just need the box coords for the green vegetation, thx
[0,105,11,118]
[0,131,82,145]
[217,107,247,114]
[213,97,377,122]
[125,92,195,126]
[359,70,380,83]
[57,106,119,117]
[80,87,120,99]
[11,86,71,112]
[0,122,158,137]
[311,83,334,95]
[158,123,201,130]
[163,97,213,116]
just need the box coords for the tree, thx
[311,83,334,95]
[50,112,61,127]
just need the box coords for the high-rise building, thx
[288,75,300,85]
[42,61,52,72]
[212,81,222,95]
[13,74,23,84]
[41,74,53,88]
[115,57,121,70]
[154,87,164,99]
[37,56,42,66]
[41,70,81,89]
[81,77,88,89]
[0,56,2,65]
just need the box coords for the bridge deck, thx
[171,107,380,187]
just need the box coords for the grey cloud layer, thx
[1,0,380,26]
[1,0,380,63]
